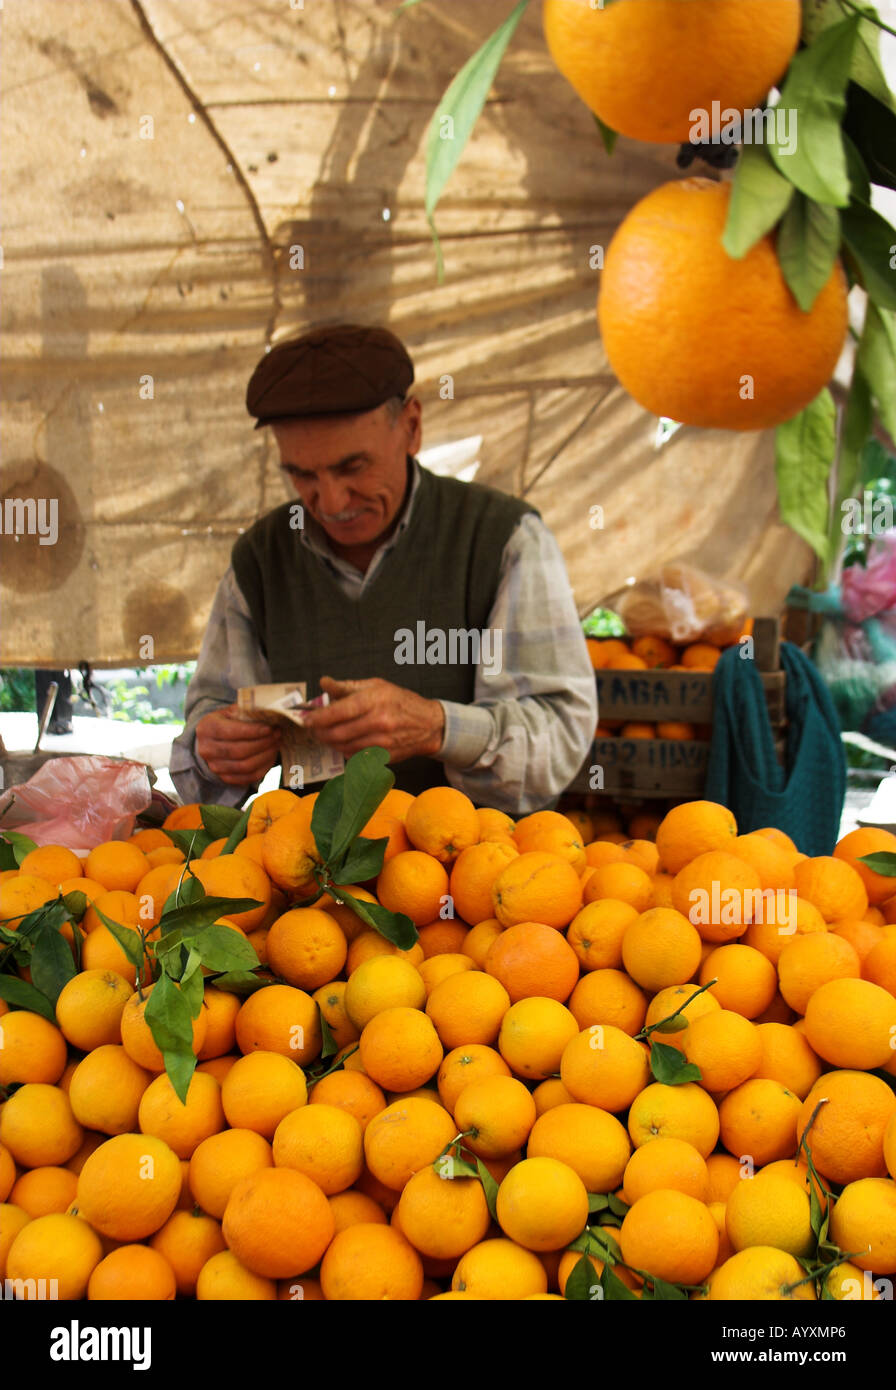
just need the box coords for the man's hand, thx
[195,704,282,787]
[302,676,445,762]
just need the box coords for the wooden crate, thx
[569,737,710,797]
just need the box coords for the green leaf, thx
[199,805,244,841]
[802,0,896,113]
[424,0,532,277]
[723,140,795,258]
[89,902,147,972]
[843,81,896,191]
[164,827,214,859]
[330,836,388,886]
[0,830,39,865]
[651,1013,688,1034]
[177,948,205,1017]
[606,1192,630,1219]
[858,850,896,875]
[318,1006,338,1059]
[828,362,873,568]
[327,887,417,951]
[0,839,17,872]
[857,302,896,438]
[183,923,260,975]
[221,807,251,856]
[29,927,76,1006]
[432,1147,479,1181]
[841,200,896,309]
[0,974,56,1020]
[775,388,837,562]
[768,17,858,206]
[601,1263,638,1301]
[309,776,344,864]
[843,132,872,203]
[593,112,618,156]
[157,897,260,944]
[210,970,271,995]
[650,1040,703,1086]
[144,972,196,1104]
[588,1193,610,1214]
[776,194,841,310]
[327,747,394,867]
[564,1253,597,1302]
[160,871,207,917]
[645,1275,688,1301]
[475,1157,500,1222]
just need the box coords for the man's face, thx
[272,398,422,553]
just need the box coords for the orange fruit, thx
[512,810,586,873]
[220,1051,307,1140]
[222,1167,335,1279]
[0,1203,32,1278]
[528,1103,631,1194]
[617,839,660,876]
[699,943,778,1019]
[743,894,827,965]
[145,846,187,869]
[531,1078,575,1116]
[679,643,721,672]
[462,918,504,967]
[266,906,347,991]
[496,1156,589,1253]
[598,177,846,431]
[454,1075,537,1158]
[6,1211,103,1300]
[188,1127,273,1219]
[315,885,378,943]
[543,0,800,143]
[583,840,627,869]
[149,1209,227,1296]
[448,840,519,926]
[656,721,696,740]
[655,800,738,875]
[567,968,647,1036]
[803,977,896,1070]
[718,1079,803,1166]
[404,786,480,865]
[681,1009,762,1095]
[672,851,763,943]
[260,810,321,896]
[234,982,320,1065]
[396,1163,490,1261]
[725,1172,813,1258]
[9,1165,78,1218]
[619,722,656,740]
[863,937,896,995]
[188,853,272,931]
[497,997,579,1081]
[731,833,797,890]
[327,1190,387,1234]
[484,920,580,1003]
[797,1071,896,1185]
[793,856,869,924]
[418,952,475,997]
[560,1023,650,1113]
[623,1137,709,1205]
[643,983,721,1052]
[308,1068,386,1132]
[344,955,426,1031]
[631,634,676,667]
[829,917,884,964]
[376,850,449,927]
[18,843,84,885]
[628,1082,720,1157]
[829,1177,896,1275]
[582,861,653,914]
[272,1102,364,1195]
[195,1247,276,1300]
[777,932,862,1015]
[707,1246,816,1301]
[566,898,639,971]
[359,1007,443,1092]
[0,1145,15,1203]
[0,1083,83,1168]
[451,1237,548,1298]
[345,929,424,973]
[620,1189,718,1285]
[359,808,412,864]
[87,1243,177,1300]
[54,969,133,1052]
[84,840,151,894]
[621,907,702,991]
[76,1133,182,1241]
[833,827,896,905]
[120,983,208,1072]
[0,873,58,929]
[68,1044,153,1136]
[246,788,302,837]
[437,1045,511,1112]
[137,1070,226,1160]
[0,1009,68,1086]
[476,807,516,843]
[492,852,583,929]
[196,986,242,1061]
[752,1023,823,1101]
[363,1099,457,1192]
[319,1222,424,1300]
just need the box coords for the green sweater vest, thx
[230,463,537,794]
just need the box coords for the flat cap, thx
[246,323,415,427]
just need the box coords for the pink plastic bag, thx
[841,532,896,623]
[0,756,153,850]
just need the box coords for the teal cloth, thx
[703,642,846,855]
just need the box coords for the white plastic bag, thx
[614,562,749,644]
[0,756,153,851]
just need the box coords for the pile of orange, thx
[587,625,753,675]
[2,790,895,1301]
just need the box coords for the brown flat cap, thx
[246,323,414,428]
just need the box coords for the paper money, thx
[235,683,344,788]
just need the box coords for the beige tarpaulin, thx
[0,0,813,668]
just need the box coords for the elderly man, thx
[169,324,596,814]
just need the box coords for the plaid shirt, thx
[169,462,597,814]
